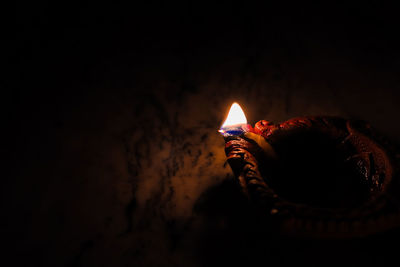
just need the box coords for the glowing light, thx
[221,102,247,128]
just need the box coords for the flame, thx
[220,102,247,130]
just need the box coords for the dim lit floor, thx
[3,3,400,266]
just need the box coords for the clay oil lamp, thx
[219,102,400,238]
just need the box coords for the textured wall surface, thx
[4,3,400,266]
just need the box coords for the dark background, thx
[3,2,400,266]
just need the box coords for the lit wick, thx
[219,102,277,158]
[219,102,252,137]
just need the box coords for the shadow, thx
[192,177,400,267]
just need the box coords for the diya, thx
[219,102,400,238]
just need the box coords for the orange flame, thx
[220,102,247,131]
